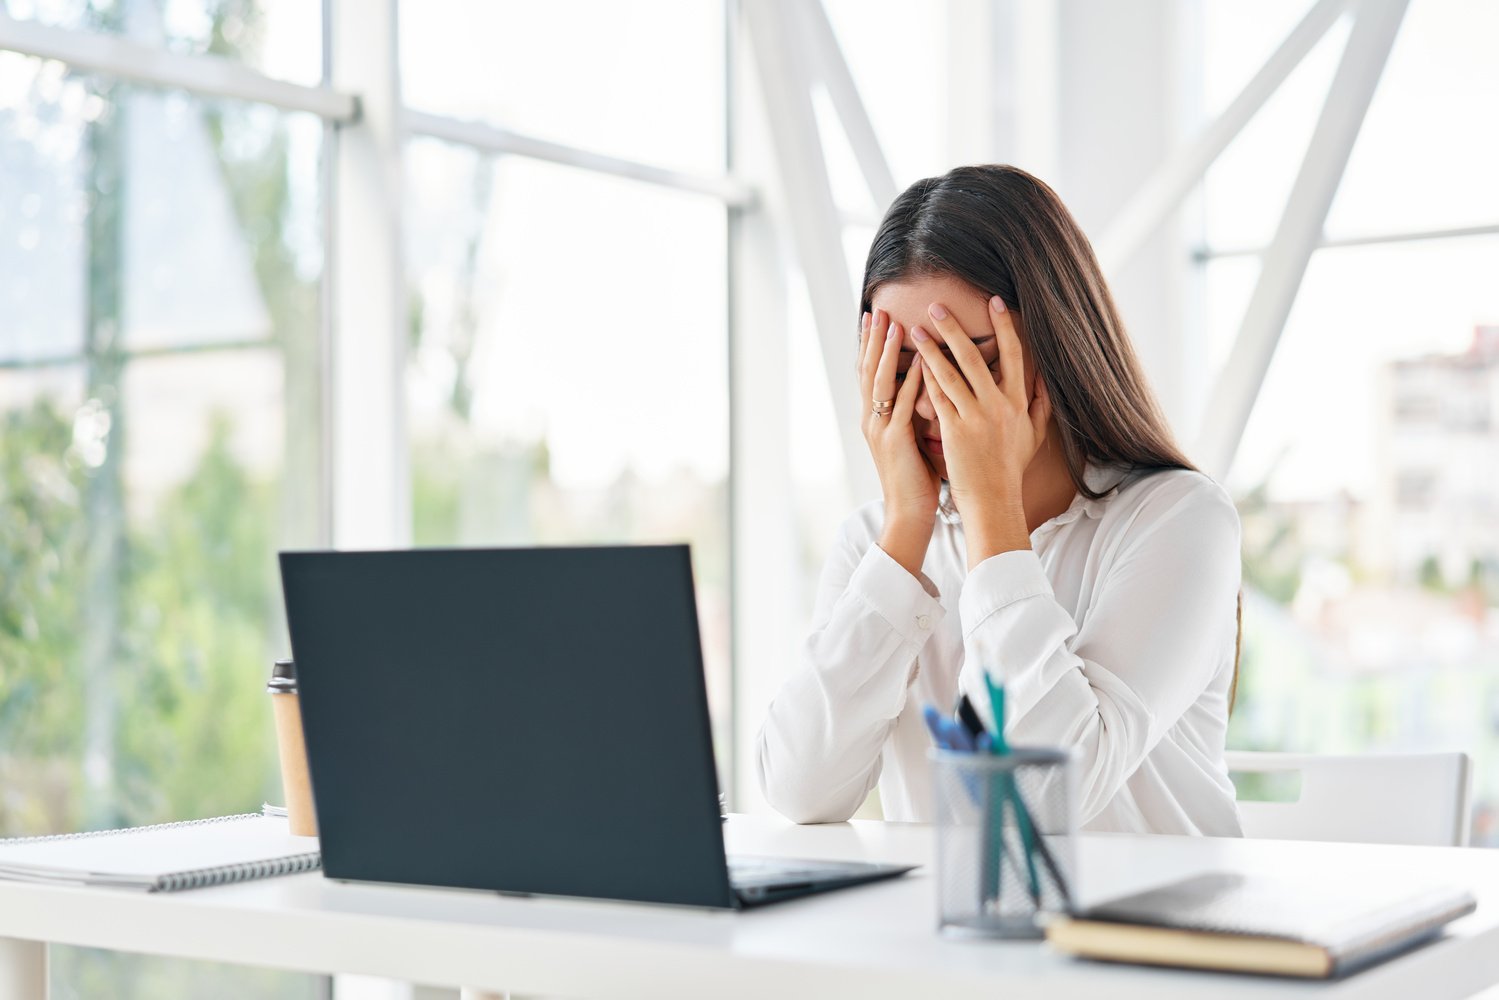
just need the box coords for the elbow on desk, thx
[765,786,858,825]
[755,737,859,825]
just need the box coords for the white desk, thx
[2,815,1497,999]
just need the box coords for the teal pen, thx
[982,757,1003,911]
[980,675,1005,910]
[984,674,1009,753]
[984,674,1041,906]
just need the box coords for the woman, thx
[755,165,1243,836]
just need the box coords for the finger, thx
[923,350,960,424]
[857,309,872,377]
[911,325,974,418]
[990,295,1026,408]
[927,302,997,402]
[890,353,924,425]
[858,310,881,414]
[871,317,903,414]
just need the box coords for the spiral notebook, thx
[0,809,321,892]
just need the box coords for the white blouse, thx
[755,463,1244,836]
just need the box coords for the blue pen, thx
[924,704,978,753]
[945,717,976,753]
[922,705,950,748]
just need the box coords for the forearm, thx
[955,581,1154,822]
[955,512,1239,822]
[878,515,935,579]
[758,543,945,823]
[756,658,899,824]
[757,624,916,824]
[960,493,1031,569]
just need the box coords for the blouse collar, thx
[936,462,1129,533]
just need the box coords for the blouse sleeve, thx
[954,477,1242,823]
[755,510,947,823]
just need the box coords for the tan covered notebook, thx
[1045,872,1476,978]
[0,811,320,892]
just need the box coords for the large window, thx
[2,0,322,84]
[3,0,1494,993]
[1200,0,1499,845]
[0,35,325,999]
[400,0,724,173]
[404,141,733,760]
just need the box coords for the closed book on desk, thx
[0,812,320,892]
[1045,872,1476,978]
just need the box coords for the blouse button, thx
[916,614,932,630]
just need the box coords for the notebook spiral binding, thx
[0,812,322,891]
[157,852,322,892]
[0,812,264,845]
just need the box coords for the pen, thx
[922,705,976,753]
[983,674,1009,755]
[983,674,1041,907]
[956,694,986,741]
[928,702,1014,911]
[936,694,1072,916]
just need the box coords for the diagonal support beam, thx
[1196,0,1410,478]
[1095,0,1349,274]
[743,0,875,500]
[791,0,899,212]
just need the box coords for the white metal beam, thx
[742,0,874,502]
[1013,0,1061,179]
[793,0,898,211]
[1196,0,1410,478]
[329,0,407,549]
[0,938,46,1000]
[727,79,798,814]
[1094,0,1349,275]
[944,0,1001,168]
[404,109,757,207]
[1197,220,1499,261]
[0,11,358,121]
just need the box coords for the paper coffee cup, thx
[268,659,317,837]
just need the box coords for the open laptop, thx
[278,544,914,909]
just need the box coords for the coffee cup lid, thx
[267,658,297,692]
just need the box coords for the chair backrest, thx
[1224,751,1473,847]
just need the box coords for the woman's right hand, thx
[859,309,940,577]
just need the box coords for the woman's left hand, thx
[910,295,1052,562]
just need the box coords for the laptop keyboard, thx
[727,855,885,888]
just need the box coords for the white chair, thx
[1224,751,1474,847]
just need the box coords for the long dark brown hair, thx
[861,164,1241,707]
[859,164,1194,499]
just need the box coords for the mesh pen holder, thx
[931,747,1077,939]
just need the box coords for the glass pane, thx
[823,0,948,202]
[1217,237,1499,846]
[3,0,323,86]
[1,54,324,996]
[1200,1,1347,250]
[400,0,723,174]
[405,140,732,763]
[1201,0,1498,249]
[1200,0,1318,120]
[1325,0,1499,237]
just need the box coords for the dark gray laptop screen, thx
[279,545,734,908]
